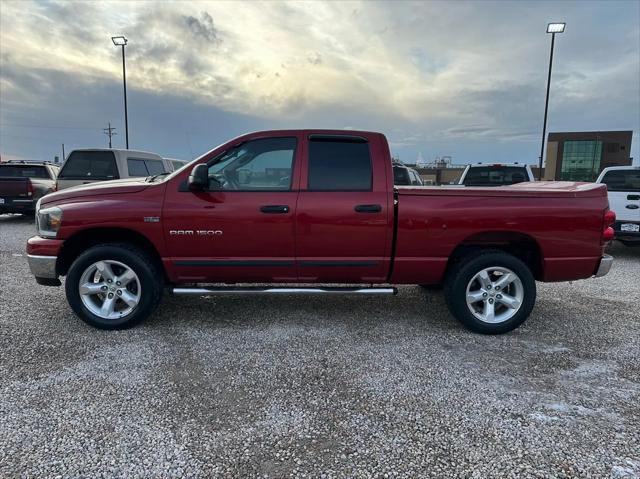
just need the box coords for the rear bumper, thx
[594,254,613,278]
[0,198,36,213]
[613,221,640,240]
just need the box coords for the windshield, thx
[463,166,529,186]
[0,165,50,179]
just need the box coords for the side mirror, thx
[188,164,209,190]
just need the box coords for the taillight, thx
[53,182,58,192]
[602,227,615,242]
[602,209,616,243]
[26,180,34,197]
[604,210,616,226]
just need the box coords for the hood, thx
[43,177,151,206]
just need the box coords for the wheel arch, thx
[446,231,544,281]
[57,227,166,282]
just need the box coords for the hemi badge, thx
[144,216,160,223]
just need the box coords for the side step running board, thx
[172,286,397,295]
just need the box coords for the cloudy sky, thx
[1,0,639,165]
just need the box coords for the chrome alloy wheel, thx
[78,260,141,320]
[465,266,524,324]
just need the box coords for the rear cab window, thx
[463,166,529,186]
[308,136,372,190]
[59,151,118,180]
[0,165,51,179]
[601,170,640,192]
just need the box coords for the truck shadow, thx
[153,286,457,333]
[606,241,640,259]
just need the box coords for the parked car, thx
[458,163,535,186]
[0,161,60,215]
[393,162,423,186]
[165,158,190,172]
[56,149,173,191]
[27,129,614,334]
[596,166,640,246]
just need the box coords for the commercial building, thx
[544,131,633,181]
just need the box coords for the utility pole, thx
[103,122,117,148]
[61,143,65,162]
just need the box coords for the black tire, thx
[65,243,163,330]
[444,250,536,334]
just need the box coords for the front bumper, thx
[27,254,60,286]
[594,254,613,278]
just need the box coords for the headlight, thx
[37,207,63,239]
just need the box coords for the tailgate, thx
[0,177,30,197]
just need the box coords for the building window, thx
[560,140,602,181]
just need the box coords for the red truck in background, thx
[0,161,60,214]
[27,130,615,334]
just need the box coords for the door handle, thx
[354,204,382,213]
[627,195,640,201]
[260,205,290,214]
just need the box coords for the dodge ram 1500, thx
[27,130,615,334]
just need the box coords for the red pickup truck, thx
[27,130,615,334]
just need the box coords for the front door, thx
[163,135,301,283]
[295,133,392,283]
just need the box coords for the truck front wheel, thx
[444,250,536,334]
[65,243,163,329]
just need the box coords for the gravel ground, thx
[1,213,639,478]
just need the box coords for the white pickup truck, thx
[596,166,640,246]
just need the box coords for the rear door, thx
[600,168,640,228]
[295,133,392,282]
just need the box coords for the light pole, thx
[538,22,565,180]
[111,36,129,149]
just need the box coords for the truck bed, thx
[392,181,609,285]
[397,181,607,199]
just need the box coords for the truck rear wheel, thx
[444,250,536,334]
[65,243,163,329]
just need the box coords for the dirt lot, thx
[1,213,639,478]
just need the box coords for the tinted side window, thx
[393,167,410,185]
[602,170,640,192]
[59,151,118,180]
[127,159,149,176]
[145,159,166,175]
[308,138,372,190]
[208,137,297,191]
